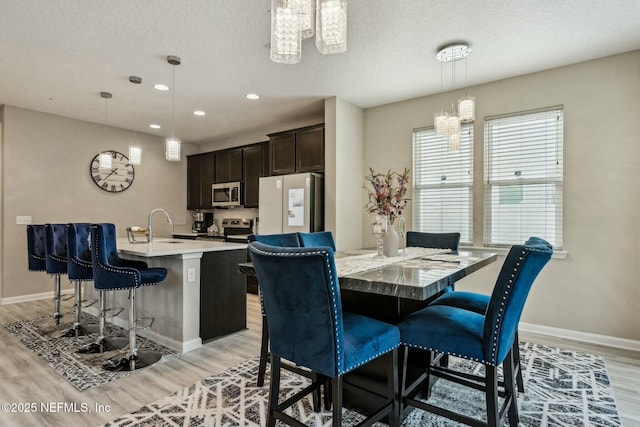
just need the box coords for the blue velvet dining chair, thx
[297,231,336,251]
[89,223,167,371]
[247,232,303,390]
[406,231,460,293]
[429,236,553,393]
[397,238,552,427]
[406,231,460,252]
[248,241,400,427]
[248,232,301,247]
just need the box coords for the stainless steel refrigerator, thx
[258,173,323,235]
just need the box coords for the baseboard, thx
[1,290,74,305]
[520,322,640,353]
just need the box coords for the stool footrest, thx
[134,316,155,331]
[79,298,98,308]
[103,306,124,318]
[61,293,75,301]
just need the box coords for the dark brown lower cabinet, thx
[200,249,247,342]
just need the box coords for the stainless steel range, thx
[222,218,253,243]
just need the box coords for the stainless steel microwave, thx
[212,182,241,207]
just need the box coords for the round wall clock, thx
[90,151,135,193]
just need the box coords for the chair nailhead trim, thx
[488,248,527,363]
[400,342,495,366]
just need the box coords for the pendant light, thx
[316,0,348,55]
[291,0,315,39]
[128,75,142,165]
[433,42,474,150]
[457,55,475,122]
[270,0,302,64]
[270,0,347,64]
[165,55,181,161]
[98,91,113,170]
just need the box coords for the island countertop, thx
[117,238,247,257]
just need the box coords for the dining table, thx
[239,246,498,417]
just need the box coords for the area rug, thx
[101,342,621,426]
[3,313,180,391]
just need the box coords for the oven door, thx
[224,234,249,243]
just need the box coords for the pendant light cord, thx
[171,64,176,139]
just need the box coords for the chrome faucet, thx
[147,208,174,243]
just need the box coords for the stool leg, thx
[73,280,82,336]
[53,274,62,324]
[128,288,137,371]
[98,290,106,352]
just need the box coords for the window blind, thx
[484,107,563,248]
[412,125,473,244]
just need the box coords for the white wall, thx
[361,51,640,342]
[1,106,197,300]
[326,97,364,251]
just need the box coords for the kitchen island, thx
[86,238,247,353]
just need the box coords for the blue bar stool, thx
[27,225,47,272]
[65,223,98,337]
[91,223,167,371]
[27,224,47,286]
[44,223,70,325]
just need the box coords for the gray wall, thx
[1,106,195,300]
[360,51,640,343]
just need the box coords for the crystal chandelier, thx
[165,55,181,161]
[270,0,347,64]
[433,43,475,151]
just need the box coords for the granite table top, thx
[239,247,497,301]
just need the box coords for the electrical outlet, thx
[17,216,32,225]
[187,268,196,283]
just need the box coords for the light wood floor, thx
[0,294,638,427]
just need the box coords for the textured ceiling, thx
[1,0,639,144]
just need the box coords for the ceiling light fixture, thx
[246,93,260,100]
[128,75,142,165]
[154,83,169,91]
[433,42,475,151]
[316,0,347,55]
[98,91,113,170]
[165,55,181,162]
[193,110,206,116]
[149,124,161,129]
[270,0,347,64]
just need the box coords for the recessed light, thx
[193,110,206,116]
[154,83,169,91]
[149,124,161,129]
[246,93,260,100]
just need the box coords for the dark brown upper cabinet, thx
[214,147,243,183]
[187,152,215,209]
[268,124,324,176]
[242,142,268,208]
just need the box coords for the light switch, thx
[17,216,32,225]
[187,268,196,283]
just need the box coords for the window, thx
[484,107,563,248]
[412,125,473,244]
